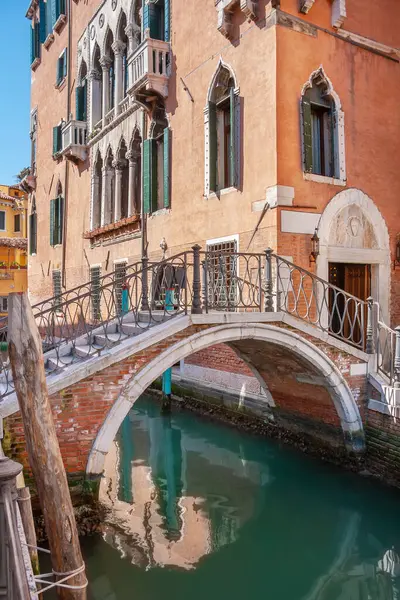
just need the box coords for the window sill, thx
[44,33,55,49]
[303,173,346,187]
[52,152,62,161]
[206,186,238,199]
[50,244,62,249]
[31,57,41,71]
[55,78,67,91]
[148,208,170,218]
[54,14,67,33]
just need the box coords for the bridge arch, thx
[87,323,365,475]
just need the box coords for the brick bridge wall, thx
[3,321,369,487]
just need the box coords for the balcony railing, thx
[127,38,170,99]
[61,120,88,162]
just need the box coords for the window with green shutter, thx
[50,196,64,246]
[301,75,337,178]
[76,84,87,121]
[39,0,47,44]
[31,22,41,66]
[46,0,53,37]
[164,0,170,42]
[163,127,170,208]
[29,213,37,255]
[56,49,67,86]
[207,68,240,193]
[52,125,62,156]
[144,0,166,41]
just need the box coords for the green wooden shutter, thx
[143,0,149,34]
[50,199,55,246]
[30,213,37,255]
[331,110,338,179]
[229,87,237,188]
[46,0,53,36]
[34,22,41,60]
[30,26,35,65]
[56,57,61,85]
[63,48,67,79]
[143,139,151,214]
[76,86,84,121]
[151,139,158,212]
[83,80,88,121]
[39,0,47,43]
[208,102,217,192]
[58,196,64,245]
[163,128,170,208]
[53,125,61,155]
[301,96,312,173]
[51,0,57,28]
[164,0,170,42]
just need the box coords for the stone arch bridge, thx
[0,247,396,484]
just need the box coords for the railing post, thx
[201,260,208,313]
[264,248,274,312]
[191,245,202,315]
[366,296,375,354]
[141,256,149,312]
[0,456,31,599]
[394,326,400,388]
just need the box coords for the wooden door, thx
[344,264,371,301]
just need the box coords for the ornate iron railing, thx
[376,303,400,386]
[0,246,397,402]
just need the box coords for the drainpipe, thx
[62,0,72,288]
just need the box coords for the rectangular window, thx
[30,22,41,65]
[143,127,171,215]
[50,196,64,246]
[311,106,333,177]
[14,214,21,233]
[206,239,238,310]
[52,270,62,306]
[56,49,67,86]
[52,125,62,156]
[90,266,102,321]
[0,212,6,231]
[114,261,127,316]
[29,213,37,255]
[0,297,8,314]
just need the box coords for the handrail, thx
[0,247,397,401]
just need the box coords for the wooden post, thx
[8,293,87,600]
[17,484,40,576]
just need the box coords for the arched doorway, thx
[317,188,390,324]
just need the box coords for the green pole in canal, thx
[162,288,174,413]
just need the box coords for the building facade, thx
[26,0,400,376]
[0,185,28,317]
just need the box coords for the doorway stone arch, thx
[316,188,390,323]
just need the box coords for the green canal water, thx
[55,395,400,598]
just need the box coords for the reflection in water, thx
[91,395,400,600]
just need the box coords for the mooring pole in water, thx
[162,288,174,413]
[8,293,87,600]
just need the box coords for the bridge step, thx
[46,354,75,371]
[73,344,103,359]
[94,333,128,347]
[118,323,145,336]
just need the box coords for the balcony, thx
[127,38,171,100]
[61,120,88,162]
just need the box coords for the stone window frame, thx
[215,0,258,39]
[204,59,240,198]
[300,66,346,187]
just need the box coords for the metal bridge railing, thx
[0,246,398,402]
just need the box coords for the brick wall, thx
[186,343,254,377]
[365,408,400,486]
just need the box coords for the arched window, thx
[104,29,115,112]
[116,139,129,220]
[50,182,64,247]
[76,59,88,122]
[117,12,129,98]
[205,63,240,195]
[301,68,345,182]
[143,107,170,214]
[91,152,103,230]
[91,44,103,130]
[29,196,37,255]
[129,130,142,215]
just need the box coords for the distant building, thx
[0,185,28,317]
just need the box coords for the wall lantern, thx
[310,228,320,265]
[394,237,400,270]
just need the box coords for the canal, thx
[57,394,400,598]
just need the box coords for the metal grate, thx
[206,240,238,310]
[52,270,62,308]
[90,266,101,321]
[114,261,127,315]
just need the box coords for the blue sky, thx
[0,1,31,185]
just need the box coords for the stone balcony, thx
[127,38,171,100]
[61,120,88,162]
